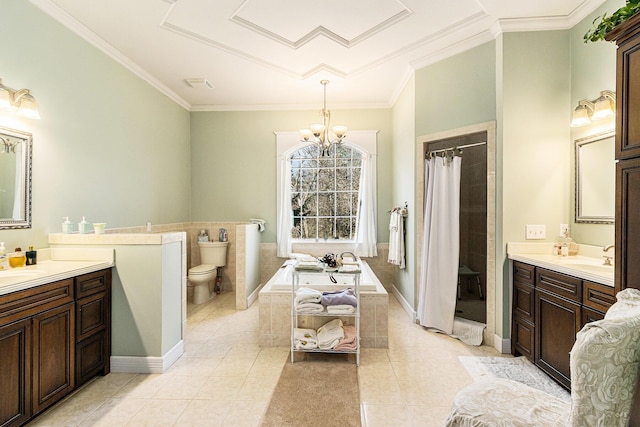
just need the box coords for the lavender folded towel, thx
[321,288,357,307]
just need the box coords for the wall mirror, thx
[575,131,615,224]
[0,127,32,229]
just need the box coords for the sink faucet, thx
[603,244,614,266]
[339,251,358,262]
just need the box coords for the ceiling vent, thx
[184,78,214,89]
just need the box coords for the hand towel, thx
[388,210,405,269]
[321,288,357,307]
[295,303,325,314]
[317,319,344,349]
[327,305,356,315]
[334,325,357,351]
[294,328,318,349]
[295,287,322,305]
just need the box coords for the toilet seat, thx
[189,264,217,276]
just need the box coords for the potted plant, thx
[584,0,640,42]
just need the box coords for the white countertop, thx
[0,248,114,295]
[507,242,614,287]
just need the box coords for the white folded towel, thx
[294,328,318,349]
[327,305,356,315]
[295,287,322,305]
[295,303,324,314]
[317,319,344,349]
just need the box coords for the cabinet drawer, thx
[513,281,535,323]
[0,279,74,327]
[513,261,535,285]
[512,317,535,362]
[75,331,108,387]
[76,292,108,342]
[583,281,615,314]
[536,268,582,303]
[75,270,110,299]
[582,306,606,326]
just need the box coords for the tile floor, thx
[30,290,503,427]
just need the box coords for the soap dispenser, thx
[78,217,91,234]
[0,242,7,270]
[62,217,74,234]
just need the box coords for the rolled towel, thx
[295,303,325,314]
[326,305,356,315]
[317,319,344,349]
[321,288,357,307]
[294,328,318,349]
[295,287,322,305]
[334,325,357,351]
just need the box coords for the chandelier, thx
[299,80,347,156]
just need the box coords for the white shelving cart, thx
[291,265,360,365]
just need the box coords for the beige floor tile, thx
[27,290,507,427]
[126,398,190,426]
[361,403,413,427]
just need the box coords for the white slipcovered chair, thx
[446,288,640,427]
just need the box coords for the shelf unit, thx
[291,267,360,365]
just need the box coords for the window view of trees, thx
[290,144,362,240]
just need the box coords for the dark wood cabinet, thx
[32,303,74,414]
[535,288,580,389]
[0,269,111,427]
[75,269,111,387]
[511,261,614,390]
[0,318,31,427]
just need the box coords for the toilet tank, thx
[198,241,229,267]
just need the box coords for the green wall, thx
[415,41,496,137]
[569,0,621,246]
[189,109,393,244]
[0,0,191,251]
[390,76,416,306]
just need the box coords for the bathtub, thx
[259,260,388,348]
[266,261,379,292]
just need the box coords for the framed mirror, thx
[575,131,615,224]
[0,127,32,229]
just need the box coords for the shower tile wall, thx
[458,145,487,314]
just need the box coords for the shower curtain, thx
[417,154,461,334]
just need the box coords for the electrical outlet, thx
[526,224,546,240]
[560,224,569,237]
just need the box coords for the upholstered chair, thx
[445,288,640,427]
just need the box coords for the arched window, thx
[276,130,378,257]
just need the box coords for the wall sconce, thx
[0,78,40,120]
[571,90,615,127]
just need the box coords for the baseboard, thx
[391,283,416,322]
[110,340,184,374]
[248,283,264,307]
[494,334,510,354]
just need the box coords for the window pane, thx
[351,193,359,215]
[319,158,334,168]
[318,193,335,216]
[299,169,317,191]
[335,218,352,239]
[318,218,334,240]
[318,169,335,191]
[336,168,351,190]
[352,169,360,188]
[300,193,317,215]
[300,218,317,239]
[336,192,351,216]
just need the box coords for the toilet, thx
[188,241,228,304]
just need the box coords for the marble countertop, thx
[507,242,614,287]
[0,248,114,295]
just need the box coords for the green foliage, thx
[584,0,640,42]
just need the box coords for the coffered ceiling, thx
[31,0,607,110]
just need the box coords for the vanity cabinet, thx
[607,13,640,296]
[0,269,111,427]
[75,269,111,387]
[511,261,614,390]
